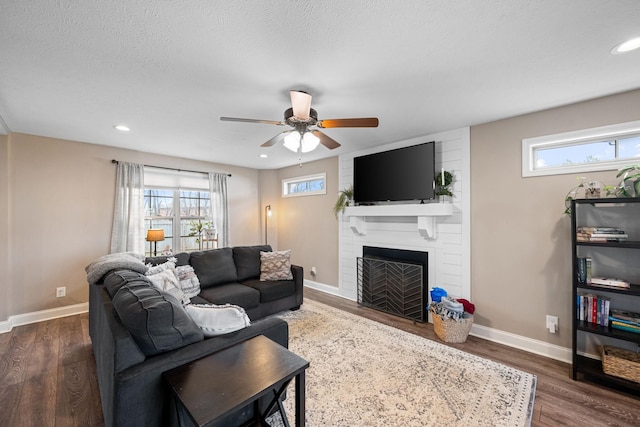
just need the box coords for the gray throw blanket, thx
[85,252,148,283]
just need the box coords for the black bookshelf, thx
[571,198,640,395]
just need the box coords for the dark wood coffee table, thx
[163,335,309,427]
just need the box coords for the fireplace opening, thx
[357,246,428,322]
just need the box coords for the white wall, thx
[335,128,470,301]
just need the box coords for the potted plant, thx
[616,165,640,197]
[188,219,213,250]
[333,184,354,217]
[434,171,454,202]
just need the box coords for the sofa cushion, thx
[198,283,260,309]
[233,245,272,281]
[111,281,203,356]
[145,252,191,267]
[260,250,293,281]
[103,269,149,298]
[242,278,296,303]
[184,303,251,337]
[190,248,238,288]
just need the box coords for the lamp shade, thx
[146,229,165,242]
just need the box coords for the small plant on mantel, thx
[434,171,454,198]
[333,184,354,218]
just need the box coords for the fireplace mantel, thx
[343,203,453,239]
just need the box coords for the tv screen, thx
[353,142,435,204]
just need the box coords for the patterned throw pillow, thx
[145,260,190,305]
[260,250,293,281]
[175,265,201,299]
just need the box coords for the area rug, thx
[267,299,536,427]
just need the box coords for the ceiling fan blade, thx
[220,116,284,126]
[261,131,295,147]
[317,117,379,128]
[311,130,341,150]
[290,90,312,119]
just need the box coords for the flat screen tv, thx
[353,141,435,204]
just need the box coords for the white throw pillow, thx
[184,304,251,337]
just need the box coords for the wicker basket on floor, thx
[601,345,640,383]
[430,309,473,343]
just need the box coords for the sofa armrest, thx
[291,264,304,307]
[110,317,288,427]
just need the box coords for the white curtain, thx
[209,172,229,247]
[110,162,145,254]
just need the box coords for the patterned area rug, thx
[267,299,536,427]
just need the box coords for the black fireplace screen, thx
[357,256,426,322]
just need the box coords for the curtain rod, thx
[111,159,231,177]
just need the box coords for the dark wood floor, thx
[1,288,639,426]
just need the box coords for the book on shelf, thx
[577,293,610,326]
[577,226,626,233]
[609,317,640,327]
[611,322,640,334]
[610,309,640,324]
[576,226,628,242]
[577,257,592,284]
[589,277,630,289]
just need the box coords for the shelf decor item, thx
[601,345,640,383]
[616,164,640,198]
[434,169,453,201]
[333,184,354,217]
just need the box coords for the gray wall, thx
[471,89,640,347]
[1,132,262,320]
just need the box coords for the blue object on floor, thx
[430,287,447,303]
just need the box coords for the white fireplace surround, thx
[344,203,454,239]
[332,128,471,304]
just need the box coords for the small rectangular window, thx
[282,173,327,197]
[522,120,640,177]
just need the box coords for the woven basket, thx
[431,309,473,343]
[601,345,640,383]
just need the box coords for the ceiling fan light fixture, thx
[611,37,640,54]
[283,132,301,152]
[301,131,320,153]
[290,90,312,119]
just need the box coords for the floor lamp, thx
[265,205,272,245]
[146,229,165,256]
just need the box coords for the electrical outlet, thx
[311,267,317,276]
[546,315,558,333]
[56,287,66,298]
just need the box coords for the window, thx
[522,120,640,177]
[144,189,212,256]
[282,173,327,197]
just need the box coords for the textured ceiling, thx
[1,0,639,169]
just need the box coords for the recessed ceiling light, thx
[260,154,268,158]
[114,124,130,132]
[611,37,640,54]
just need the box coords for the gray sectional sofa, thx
[88,245,303,427]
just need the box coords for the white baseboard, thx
[470,323,573,364]
[304,280,356,301]
[0,302,89,334]
[306,283,574,364]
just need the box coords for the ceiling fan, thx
[220,90,379,153]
